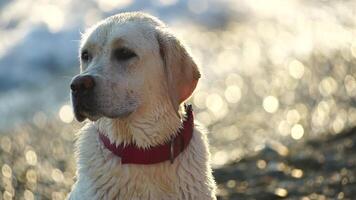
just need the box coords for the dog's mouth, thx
[71,90,138,122]
[71,94,100,122]
[72,98,134,122]
[74,110,101,122]
[73,106,97,122]
[74,108,133,122]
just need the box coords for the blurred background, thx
[0,0,356,199]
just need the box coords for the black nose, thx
[70,75,95,93]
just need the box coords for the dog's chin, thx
[74,111,86,122]
[104,110,134,119]
[75,110,134,122]
[74,110,101,122]
[87,115,101,121]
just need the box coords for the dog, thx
[68,12,217,200]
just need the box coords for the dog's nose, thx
[70,75,95,93]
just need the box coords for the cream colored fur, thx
[68,12,216,200]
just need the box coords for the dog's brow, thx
[111,38,125,48]
[81,42,97,52]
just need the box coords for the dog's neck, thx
[94,101,183,148]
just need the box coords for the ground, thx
[0,121,355,200]
[215,127,356,200]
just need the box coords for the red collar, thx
[99,104,194,165]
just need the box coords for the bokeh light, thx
[274,188,288,197]
[59,105,74,123]
[2,164,12,179]
[263,96,279,113]
[288,60,305,79]
[224,85,241,104]
[291,124,304,140]
[24,190,34,200]
[25,150,37,166]
[291,169,303,178]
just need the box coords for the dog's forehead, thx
[81,20,157,51]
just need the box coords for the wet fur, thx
[68,12,216,200]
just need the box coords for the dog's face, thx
[71,13,200,122]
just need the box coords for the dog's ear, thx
[156,29,201,111]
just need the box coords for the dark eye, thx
[81,50,91,62]
[113,48,136,61]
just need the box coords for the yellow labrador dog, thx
[68,12,216,200]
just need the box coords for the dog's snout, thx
[70,75,95,93]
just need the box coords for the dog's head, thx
[71,12,200,122]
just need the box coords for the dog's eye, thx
[81,50,91,62]
[113,48,136,61]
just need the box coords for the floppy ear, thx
[156,29,201,112]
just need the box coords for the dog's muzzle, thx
[70,75,96,122]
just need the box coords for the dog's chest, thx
[70,124,216,200]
